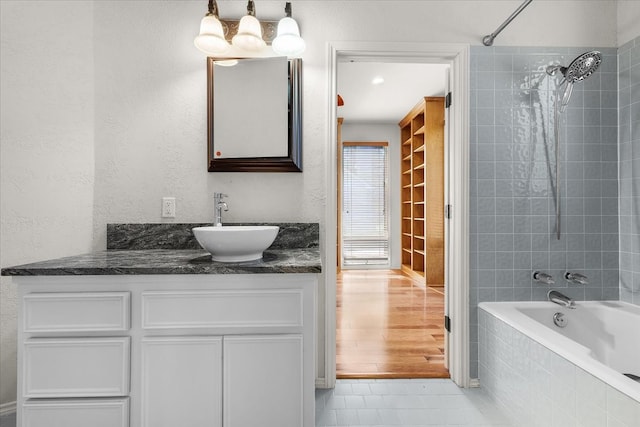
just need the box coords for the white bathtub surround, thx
[479,301,640,427]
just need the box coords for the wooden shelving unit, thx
[398,97,445,286]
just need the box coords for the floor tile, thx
[316,379,513,427]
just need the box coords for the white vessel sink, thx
[192,226,279,262]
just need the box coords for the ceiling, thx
[337,61,450,124]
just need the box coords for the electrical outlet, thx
[162,197,176,218]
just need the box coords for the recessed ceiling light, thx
[371,76,385,85]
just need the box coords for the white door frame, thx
[323,41,470,388]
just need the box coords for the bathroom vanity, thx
[2,223,321,427]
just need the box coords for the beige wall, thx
[1,0,630,409]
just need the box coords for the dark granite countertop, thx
[1,248,321,276]
[1,223,322,276]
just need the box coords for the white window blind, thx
[342,144,389,266]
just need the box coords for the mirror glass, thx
[207,57,302,172]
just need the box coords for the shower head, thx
[546,50,602,81]
[563,50,602,83]
[546,51,602,112]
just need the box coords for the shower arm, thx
[482,0,534,46]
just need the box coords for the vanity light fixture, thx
[194,0,230,56]
[232,0,266,51]
[214,59,239,67]
[194,0,305,58]
[272,2,306,56]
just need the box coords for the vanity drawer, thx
[22,398,129,427]
[23,292,130,333]
[142,289,303,330]
[23,337,130,398]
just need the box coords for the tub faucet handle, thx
[533,271,555,285]
[565,271,588,285]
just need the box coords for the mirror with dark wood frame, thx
[207,57,302,172]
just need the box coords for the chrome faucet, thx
[214,193,228,227]
[565,271,589,285]
[533,271,555,285]
[548,290,576,309]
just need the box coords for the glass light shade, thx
[272,17,305,56]
[214,59,239,67]
[194,14,230,55]
[232,15,265,51]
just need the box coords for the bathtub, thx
[479,300,640,426]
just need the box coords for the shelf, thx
[400,96,445,288]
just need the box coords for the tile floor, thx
[316,379,513,427]
[0,379,513,427]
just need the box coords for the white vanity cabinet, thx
[15,274,316,427]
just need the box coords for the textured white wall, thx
[0,0,622,407]
[0,0,95,409]
[617,0,640,46]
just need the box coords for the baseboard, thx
[469,378,480,388]
[315,377,329,388]
[0,401,16,416]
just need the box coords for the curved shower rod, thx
[482,0,533,46]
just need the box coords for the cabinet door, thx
[223,334,303,427]
[141,337,222,427]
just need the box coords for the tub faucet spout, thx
[548,290,576,309]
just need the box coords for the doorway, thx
[324,42,470,389]
[336,60,448,378]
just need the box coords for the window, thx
[341,143,389,266]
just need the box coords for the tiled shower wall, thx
[469,46,619,377]
[619,36,640,305]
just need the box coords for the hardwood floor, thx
[336,269,448,379]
